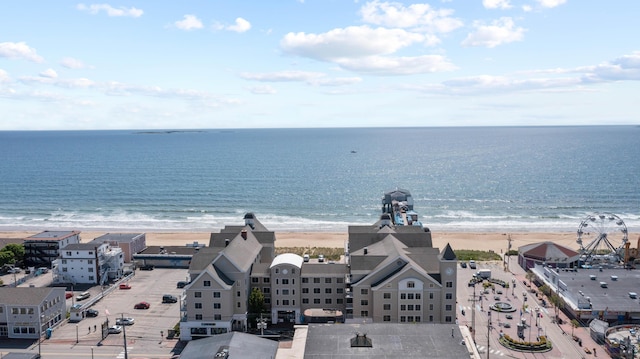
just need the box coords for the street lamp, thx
[38,314,44,357]
[256,314,267,336]
[91,346,94,359]
[76,323,79,343]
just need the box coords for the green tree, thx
[248,287,265,315]
[1,244,25,263]
[525,271,535,286]
[571,319,580,337]
[0,251,15,267]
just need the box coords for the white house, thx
[52,242,124,285]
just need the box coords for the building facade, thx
[0,288,66,339]
[52,242,124,285]
[91,233,146,263]
[23,231,81,268]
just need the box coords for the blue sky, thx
[1,0,639,130]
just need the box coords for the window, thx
[263,277,270,283]
[400,293,406,300]
[325,298,332,304]
[237,291,241,297]
[360,288,369,295]
[204,280,211,287]
[360,311,369,317]
[383,315,391,322]
[383,304,391,310]
[337,298,343,304]
[62,267,67,272]
[446,281,453,288]
[215,314,222,320]
[282,279,289,285]
[88,259,93,264]
[407,281,415,288]
[89,276,94,281]
[195,314,202,320]
[314,298,320,304]
[446,293,452,300]
[302,298,309,304]
[263,288,270,294]
[195,303,202,309]
[416,293,421,300]
[407,293,414,300]
[416,305,421,311]
[429,304,434,310]
[214,292,220,298]
[445,316,452,323]
[275,269,279,274]
[195,292,202,298]
[252,278,259,283]
[407,316,414,322]
[408,305,414,311]
[415,316,421,322]
[400,316,406,322]
[62,259,67,264]
[325,288,332,294]
[237,302,241,308]
[314,278,320,283]
[429,293,434,299]
[314,288,320,294]
[400,305,406,311]
[283,300,289,305]
[383,292,391,299]
[336,288,344,294]
[265,298,271,304]
[302,288,309,294]
[282,289,289,295]
[325,278,331,283]
[302,278,309,283]
[337,278,344,283]
[445,305,452,311]
[429,315,434,322]
[360,300,368,306]
[214,303,221,309]
[88,267,94,272]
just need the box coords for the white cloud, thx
[336,55,456,75]
[483,0,512,10]
[247,85,277,94]
[0,69,10,82]
[40,69,58,78]
[281,26,424,61]
[536,0,567,8]
[359,0,463,33]
[76,3,143,17]
[240,70,363,86]
[522,5,533,12]
[174,15,204,31]
[61,57,90,69]
[0,42,44,63]
[227,18,251,33]
[462,17,525,48]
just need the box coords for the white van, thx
[303,254,310,262]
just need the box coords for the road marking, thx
[116,346,133,358]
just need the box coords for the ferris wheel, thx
[577,212,628,264]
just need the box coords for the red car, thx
[119,283,132,290]
[134,301,150,309]
[65,292,73,299]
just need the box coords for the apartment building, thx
[180,212,457,340]
[23,231,81,268]
[51,242,124,285]
[0,287,66,339]
[91,233,146,263]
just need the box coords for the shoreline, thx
[2,230,637,253]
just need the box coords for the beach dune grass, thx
[275,247,344,261]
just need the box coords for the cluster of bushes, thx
[499,334,552,352]
[0,244,25,267]
[489,278,509,288]
[454,250,502,261]
[275,247,343,261]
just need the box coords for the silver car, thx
[108,325,122,334]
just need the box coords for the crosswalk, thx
[476,345,505,356]
[116,346,133,359]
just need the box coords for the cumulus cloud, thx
[61,57,90,69]
[226,18,252,33]
[336,55,456,75]
[536,0,567,8]
[281,26,424,61]
[240,70,363,86]
[174,15,203,31]
[0,69,10,82]
[247,85,276,94]
[359,0,463,33]
[462,17,525,48]
[0,42,44,63]
[40,69,58,78]
[483,0,512,9]
[76,3,143,17]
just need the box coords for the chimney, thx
[225,239,230,247]
[241,230,247,240]
[364,247,368,255]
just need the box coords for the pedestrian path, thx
[475,344,505,356]
[116,346,133,358]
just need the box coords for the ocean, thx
[0,126,638,234]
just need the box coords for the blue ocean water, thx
[0,126,638,233]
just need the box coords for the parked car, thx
[469,260,477,269]
[108,325,122,334]
[119,283,132,290]
[505,314,513,319]
[303,254,310,262]
[162,294,178,303]
[176,281,189,289]
[65,292,73,299]
[116,317,135,325]
[134,301,150,309]
[139,264,154,271]
[318,254,325,262]
[86,309,99,317]
[503,323,511,328]
[76,292,90,301]
[8,267,21,274]
[460,261,467,268]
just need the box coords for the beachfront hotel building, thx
[23,230,81,268]
[51,242,125,285]
[180,213,458,340]
[90,233,146,263]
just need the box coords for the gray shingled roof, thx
[0,287,61,305]
[179,331,278,359]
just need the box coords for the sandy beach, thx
[3,230,637,253]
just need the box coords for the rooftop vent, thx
[364,247,368,255]
[629,292,638,299]
[589,275,597,280]
[610,275,618,281]
[351,332,372,348]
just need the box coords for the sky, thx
[1,0,639,130]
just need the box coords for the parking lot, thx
[54,268,189,344]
